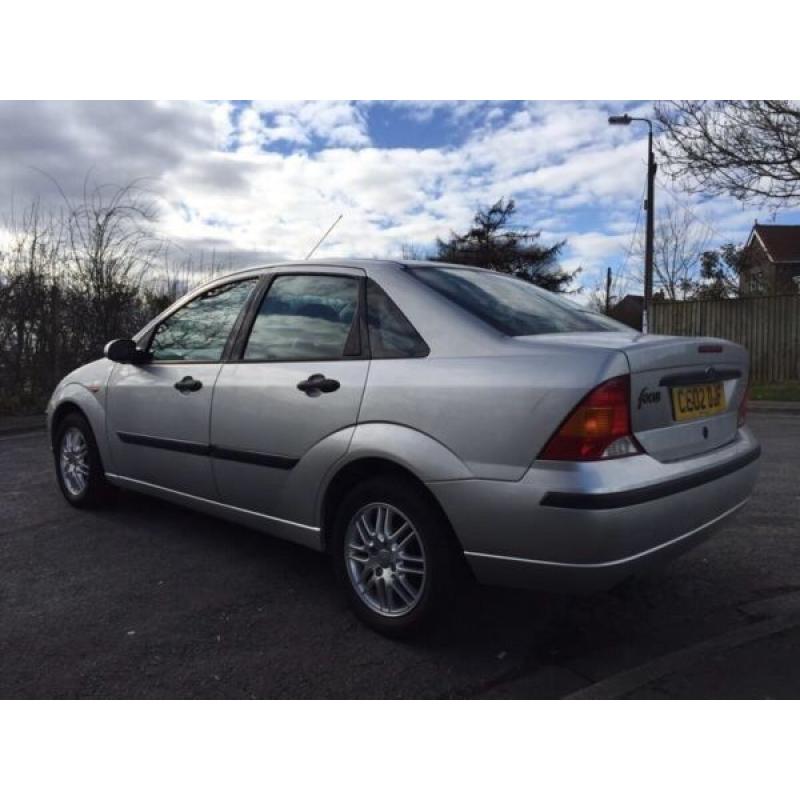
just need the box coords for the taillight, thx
[539,375,642,461]
[737,379,749,427]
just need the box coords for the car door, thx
[210,269,369,526]
[106,277,259,498]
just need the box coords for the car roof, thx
[203,258,485,289]
[212,257,479,283]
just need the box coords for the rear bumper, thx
[428,426,760,592]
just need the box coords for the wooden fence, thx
[650,294,800,384]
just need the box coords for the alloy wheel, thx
[59,427,90,497]
[344,502,427,617]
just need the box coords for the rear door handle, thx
[297,373,340,396]
[174,375,203,393]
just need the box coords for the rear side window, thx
[366,279,429,358]
[410,266,630,336]
[243,274,360,361]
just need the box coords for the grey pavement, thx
[0,414,46,435]
[0,415,798,698]
[748,401,800,415]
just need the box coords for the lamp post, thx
[609,113,656,334]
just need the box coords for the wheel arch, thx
[50,400,86,448]
[320,456,465,561]
[49,384,112,470]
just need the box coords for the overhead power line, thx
[616,181,647,281]
[654,178,732,244]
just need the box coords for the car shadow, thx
[82,485,771,698]
[110,490,691,623]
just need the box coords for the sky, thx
[1,100,799,298]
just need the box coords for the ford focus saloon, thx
[47,259,760,635]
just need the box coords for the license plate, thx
[671,382,726,421]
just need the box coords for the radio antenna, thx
[305,214,343,260]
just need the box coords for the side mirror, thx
[104,339,148,364]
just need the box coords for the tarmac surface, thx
[1,414,798,698]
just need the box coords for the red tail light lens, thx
[737,380,749,427]
[539,375,642,461]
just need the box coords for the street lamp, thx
[609,113,656,334]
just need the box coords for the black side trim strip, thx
[210,446,298,470]
[659,368,741,387]
[541,446,761,510]
[117,432,209,456]
[117,432,297,470]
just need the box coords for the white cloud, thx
[386,100,501,124]
[568,230,633,262]
[250,101,369,148]
[1,99,793,293]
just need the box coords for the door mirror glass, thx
[105,338,147,364]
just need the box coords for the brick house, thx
[741,223,800,294]
[609,294,643,330]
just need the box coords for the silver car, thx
[47,260,760,634]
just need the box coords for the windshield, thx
[409,266,630,336]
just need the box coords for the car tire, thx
[332,475,457,637]
[54,412,111,508]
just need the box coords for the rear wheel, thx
[332,476,456,636]
[54,412,111,508]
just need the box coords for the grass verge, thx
[750,382,800,402]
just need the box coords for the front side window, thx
[149,278,257,361]
[366,279,429,358]
[243,274,360,361]
[410,266,630,336]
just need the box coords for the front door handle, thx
[174,375,203,393]
[297,373,340,396]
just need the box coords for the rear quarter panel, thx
[358,348,630,481]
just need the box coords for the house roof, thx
[747,224,800,264]
[609,294,643,330]
[613,294,643,312]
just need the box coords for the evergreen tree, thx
[432,199,574,292]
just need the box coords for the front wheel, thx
[54,412,111,508]
[332,476,457,637]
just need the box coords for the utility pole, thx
[605,267,612,314]
[608,113,656,334]
[643,124,656,334]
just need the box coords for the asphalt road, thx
[1,415,798,699]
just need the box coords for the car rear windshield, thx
[409,266,630,336]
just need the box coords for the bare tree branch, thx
[655,101,800,207]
